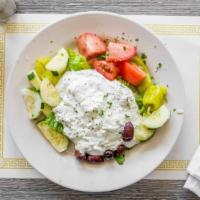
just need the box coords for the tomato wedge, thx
[106,42,136,62]
[77,33,107,58]
[92,59,120,81]
[120,62,146,86]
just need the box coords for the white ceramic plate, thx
[6,11,184,192]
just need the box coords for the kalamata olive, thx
[103,149,114,160]
[75,150,87,160]
[122,121,134,141]
[87,155,104,163]
[115,144,126,156]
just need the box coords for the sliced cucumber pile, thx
[22,49,70,153]
[40,78,61,107]
[46,48,68,75]
[142,104,170,129]
[21,88,42,119]
[134,125,155,142]
[27,70,41,90]
[37,121,68,152]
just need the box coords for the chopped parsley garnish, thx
[51,71,59,76]
[114,37,119,42]
[177,112,183,115]
[150,76,154,80]
[116,120,120,125]
[123,46,127,51]
[141,53,147,60]
[103,93,109,98]
[41,103,45,109]
[73,108,78,113]
[27,72,35,81]
[97,52,109,60]
[115,155,125,165]
[156,63,162,71]
[98,110,104,117]
[29,87,38,92]
[172,108,184,115]
[107,101,112,109]
[125,114,130,118]
[172,108,183,115]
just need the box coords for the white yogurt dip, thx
[53,70,141,155]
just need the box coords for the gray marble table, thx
[2,0,200,199]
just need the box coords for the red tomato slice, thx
[92,59,120,81]
[77,33,107,58]
[106,42,136,62]
[120,62,146,85]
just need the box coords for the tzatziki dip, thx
[53,70,141,155]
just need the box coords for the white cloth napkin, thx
[184,147,200,196]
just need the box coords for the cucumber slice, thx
[46,48,68,75]
[40,78,61,107]
[21,88,42,119]
[37,121,68,152]
[41,103,52,116]
[142,105,170,129]
[134,125,155,142]
[27,70,41,90]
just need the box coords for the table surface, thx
[2,0,200,199]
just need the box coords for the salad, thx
[22,32,170,165]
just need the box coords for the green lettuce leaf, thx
[45,113,64,133]
[115,155,125,165]
[67,49,91,71]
